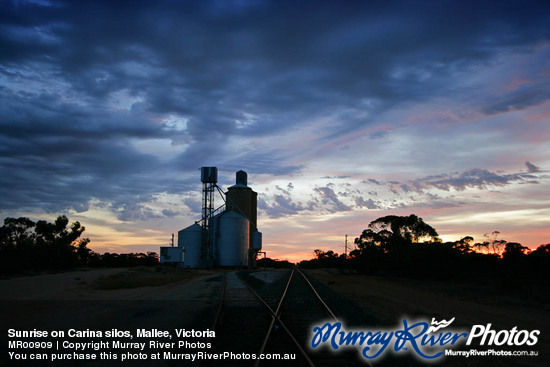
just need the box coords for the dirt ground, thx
[307,269,549,330]
[0,268,220,301]
[1,268,225,367]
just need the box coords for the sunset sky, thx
[2,0,549,262]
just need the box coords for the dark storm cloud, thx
[1,0,549,217]
[482,84,550,115]
[394,162,543,193]
[182,197,202,215]
[526,161,541,173]
[5,0,549,115]
[223,150,303,176]
[258,194,314,219]
[421,168,537,191]
[0,85,199,217]
[354,196,381,210]
[312,186,351,213]
[364,178,381,185]
[117,203,164,222]
[0,87,161,140]
[275,185,291,196]
[161,209,179,217]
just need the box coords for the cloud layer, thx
[1,0,549,256]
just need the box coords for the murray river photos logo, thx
[310,317,540,361]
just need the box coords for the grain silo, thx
[177,223,204,268]
[225,170,261,267]
[212,210,249,267]
[164,168,262,269]
[226,170,257,235]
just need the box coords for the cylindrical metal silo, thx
[214,211,249,267]
[178,223,203,268]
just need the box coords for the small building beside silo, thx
[252,231,262,252]
[159,246,184,266]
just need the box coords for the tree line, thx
[299,214,549,284]
[0,216,158,275]
[257,257,294,268]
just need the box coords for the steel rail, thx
[210,272,227,330]
[295,267,374,367]
[240,268,373,367]
[245,284,308,364]
[194,272,227,367]
[243,268,316,367]
[256,267,294,358]
[295,267,338,321]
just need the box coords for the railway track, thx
[250,267,360,367]
[200,268,364,367]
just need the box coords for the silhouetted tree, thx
[348,245,386,274]
[299,214,548,283]
[503,242,530,260]
[257,257,293,268]
[475,231,507,256]
[451,236,475,254]
[530,243,550,257]
[76,238,92,265]
[0,217,36,247]
[349,215,525,279]
[356,214,440,254]
[0,217,37,273]
[0,216,163,274]
[314,249,338,260]
[353,214,440,274]
[526,244,550,283]
[0,216,90,274]
[299,249,346,268]
[34,215,87,270]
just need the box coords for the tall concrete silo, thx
[225,170,259,267]
[226,171,257,229]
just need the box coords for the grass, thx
[94,266,194,290]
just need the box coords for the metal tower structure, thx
[200,167,218,261]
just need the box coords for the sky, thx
[1,0,550,262]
